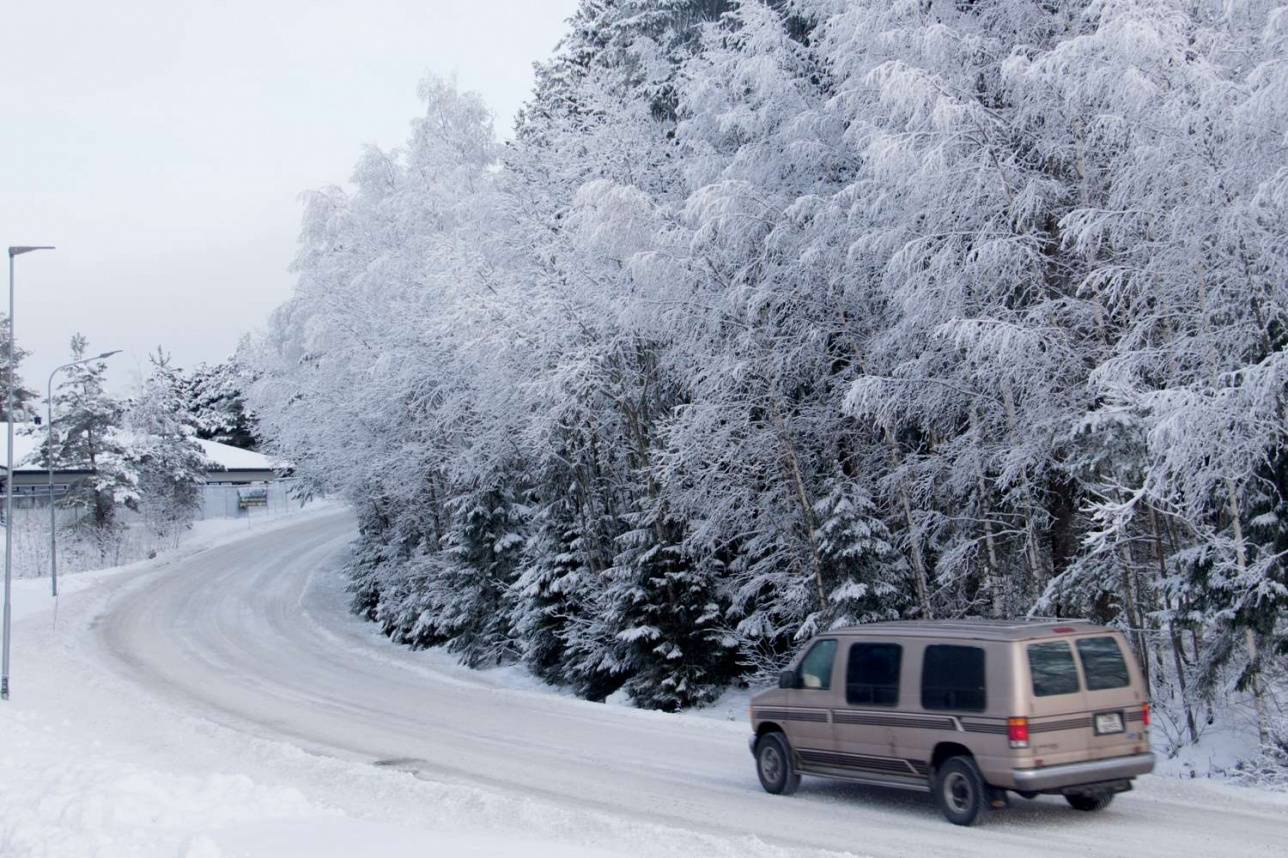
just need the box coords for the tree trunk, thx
[884,429,932,618]
[1149,507,1197,744]
[768,391,826,616]
[998,382,1049,602]
[978,473,1005,619]
[1225,477,1269,746]
[1117,544,1151,696]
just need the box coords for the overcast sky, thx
[1,0,578,396]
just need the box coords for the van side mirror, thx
[778,669,798,689]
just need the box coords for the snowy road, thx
[90,510,1280,857]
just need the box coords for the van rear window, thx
[1028,641,1080,696]
[921,645,986,712]
[1076,636,1130,690]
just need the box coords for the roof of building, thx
[826,618,1105,642]
[0,422,277,474]
[195,438,276,472]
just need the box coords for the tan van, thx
[748,619,1154,825]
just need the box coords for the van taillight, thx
[1008,717,1030,749]
[1142,703,1150,727]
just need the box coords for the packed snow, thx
[5,508,1283,857]
[0,509,644,858]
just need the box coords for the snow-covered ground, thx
[3,507,1284,857]
[0,506,826,858]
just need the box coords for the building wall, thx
[2,470,291,517]
[197,479,300,521]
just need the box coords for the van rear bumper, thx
[1010,752,1155,791]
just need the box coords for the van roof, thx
[827,618,1111,643]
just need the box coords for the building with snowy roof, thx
[0,422,283,503]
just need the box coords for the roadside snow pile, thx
[0,707,323,857]
[0,706,632,858]
[1224,744,1288,793]
[1146,688,1288,791]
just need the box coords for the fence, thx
[4,479,301,522]
[197,480,301,521]
[7,479,307,579]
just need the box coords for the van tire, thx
[754,732,800,796]
[1065,792,1114,812]
[933,756,988,826]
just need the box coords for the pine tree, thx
[813,474,907,629]
[130,349,209,537]
[46,334,139,551]
[397,480,528,667]
[0,313,38,421]
[607,503,739,711]
[184,358,260,450]
[511,494,594,685]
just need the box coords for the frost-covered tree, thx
[511,493,595,685]
[0,313,38,421]
[130,349,209,539]
[184,356,260,450]
[46,334,139,554]
[384,480,527,667]
[605,503,740,710]
[244,0,1288,757]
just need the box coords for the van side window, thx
[920,645,986,712]
[846,643,901,706]
[798,639,837,691]
[1028,641,1080,696]
[1076,636,1131,690]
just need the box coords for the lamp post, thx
[3,245,55,701]
[47,351,120,598]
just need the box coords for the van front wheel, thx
[755,732,800,796]
[933,756,988,826]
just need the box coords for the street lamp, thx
[3,244,55,701]
[47,351,121,598]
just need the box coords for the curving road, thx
[93,510,1281,856]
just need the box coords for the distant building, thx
[0,423,283,503]
[192,438,282,485]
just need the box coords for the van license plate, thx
[1095,712,1124,735]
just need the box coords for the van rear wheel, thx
[754,732,800,795]
[933,756,988,826]
[1066,792,1114,812]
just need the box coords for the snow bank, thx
[0,708,321,857]
[0,705,628,858]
